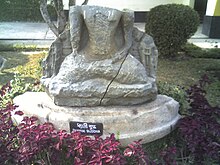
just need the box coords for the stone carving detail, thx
[41,5,158,106]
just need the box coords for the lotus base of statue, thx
[13,92,180,146]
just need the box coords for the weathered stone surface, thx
[130,27,158,78]
[42,52,157,106]
[0,56,7,71]
[41,5,159,106]
[13,92,180,146]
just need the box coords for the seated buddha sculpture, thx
[41,5,158,106]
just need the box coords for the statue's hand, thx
[111,47,129,64]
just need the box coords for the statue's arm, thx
[112,10,134,63]
[122,9,134,51]
[69,6,82,50]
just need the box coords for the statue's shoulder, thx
[81,5,122,15]
[78,5,122,22]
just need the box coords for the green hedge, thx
[145,4,200,57]
[182,43,220,59]
[0,0,56,22]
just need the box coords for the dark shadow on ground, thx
[0,51,29,70]
[0,72,14,85]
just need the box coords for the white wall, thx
[64,0,194,11]
[206,0,217,16]
[79,0,194,11]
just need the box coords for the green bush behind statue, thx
[0,0,56,22]
[145,4,200,57]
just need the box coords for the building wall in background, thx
[64,0,195,11]
[202,0,220,38]
[63,0,196,22]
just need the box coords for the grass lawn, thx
[157,57,220,87]
[0,51,46,87]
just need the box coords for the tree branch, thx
[40,0,59,37]
[56,0,66,34]
[82,0,89,5]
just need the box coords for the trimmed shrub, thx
[181,43,204,57]
[145,4,199,57]
[182,43,220,59]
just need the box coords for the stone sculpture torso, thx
[41,5,158,106]
[81,8,121,60]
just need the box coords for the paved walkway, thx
[0,22,54,40]
[0,22,219,48]
[0,22,55,48]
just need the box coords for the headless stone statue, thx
[14,6,179,145]
[41,5,158,106]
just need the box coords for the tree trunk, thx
[82,0,89,5]
[40,0,68,78]
[69,0,75,6]
[54,0,66,34]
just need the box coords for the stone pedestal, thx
[13,92,180,146]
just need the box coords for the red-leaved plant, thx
[178,75,220,164]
